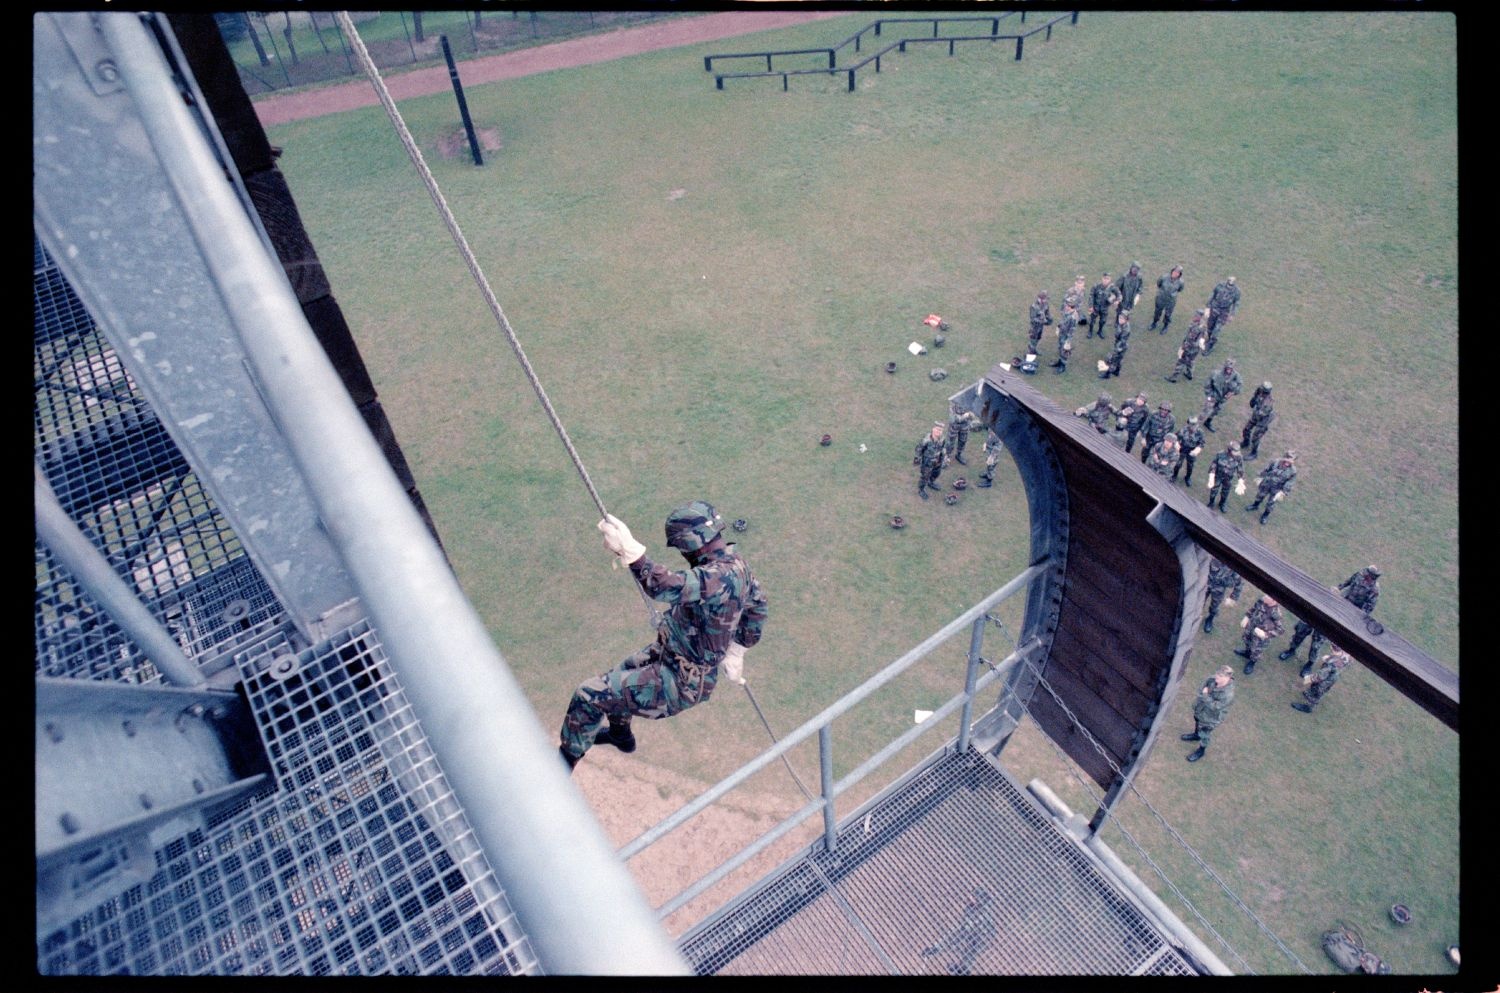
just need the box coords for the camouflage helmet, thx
[1163,432,1179,444]
[1037,290,1049,300]
[1129,260,1141,271]
[664,500,724,553]
[1098,391,1112,403]
[1228,440,1241,452]
[1159,400,1173,412]
[1188,414,1200,424]
[1261,381,1273,390]
[1284,449,1298,460]
[1227,275,1237,284]
[1225,358,1237,368]
[1365,565,1381,577]
[1171,263,1184,275]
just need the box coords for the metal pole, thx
[96,12,686,976]
[818,726,836,851]
[34,466,207,690]
[957,614,985,753]
[440,35,483,166]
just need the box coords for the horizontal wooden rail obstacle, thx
[705,12,1079,92]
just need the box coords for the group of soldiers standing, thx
[913,401,1002,501]
[1184,560,1381,761]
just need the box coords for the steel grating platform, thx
[679,747,1200,976]
[35,238,542,976]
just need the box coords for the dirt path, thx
[253,9,851,127]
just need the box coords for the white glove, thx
[1206,471,1216,489]
[1273,491,1284,502]
[1133,293,1141,307]
[1235,479,1246,495]
[1177,348,1183,359]
[1240,616,1249,628]
[1302,674,1314,686]
[1224,597,1237,606]
[1075,405,1088,416]
[598,514,646,565]
[1198,336,1207,350]
[720,642,748,685]
[1253,627,1266,639]
[1098,360,1110,373]
[1191,447,1202,457]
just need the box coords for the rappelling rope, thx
[335,11,661,626]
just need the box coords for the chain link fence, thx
[216,11,694,96]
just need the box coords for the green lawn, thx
[267,10,1458,976]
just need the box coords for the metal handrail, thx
[618,562,1047,871]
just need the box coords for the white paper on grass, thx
[914,709,933,724]
[908,341,927,356]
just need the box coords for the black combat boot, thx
[1216,497,1228,512]
[1180,731,1200,741]
[1259,511,1271,525]
[594,718,637,753]
[955,454,967,466]
[1299,661,1314,679]
[919,484,929,500]
[1245,500,1260,512]
[560,746,580,772]
[1290,703,1313,714]
[1165,374,1178,383]
[976,475,993,488]
[1186,746,1206,762]
[1278,649,1294,660]
[1204,419,1216,432]
[1233,647,1251,659]
[1242,659,1257,675]
[1203,617,1213,633]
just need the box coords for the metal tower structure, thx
[34,11,1456,978]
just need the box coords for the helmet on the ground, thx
[665,500,723,553]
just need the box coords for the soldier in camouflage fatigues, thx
[1204,276,1240,353]
[1205,440,1245,512]
[1087,273,1119,339]
[1199,359,1243,432]
[1245,450,1298,524]
[562,501,768,769]
[1240,388,1276,460]
[1182,665,1236,762]
[1027,291,1053,352]
[1075,392,1116,434]
[1139,401,1176,464]
[1173,415,1206,486]
[1149,264,1185,333]
[977,429,1004,487]
[946,404,982,465]
[1280,566,1381,667]
[915,422,949,499]
[921,887,998,976]
[1165,311,1209,383]
[1116,261,1144,324]
[1116,391,1150,452]
[1050,302,1080,373]
[1063,274,1087,314]
[1098,309,1132,379]
[1145,432,1181,477]
[1202,557,1244,633]
[1291,649,1351,713]
[1235,594,1284,674]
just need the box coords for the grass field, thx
[265,10,1459,976]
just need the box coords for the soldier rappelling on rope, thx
[559,501,768,771]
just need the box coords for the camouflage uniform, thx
[1284,568,1381,666]
[1088,276,1120,339]
[1204,278,1241,352]
[1117,394,1150,453]
[921,889,998,976]
[1051,306,1079,372]
[1240,398,1276,459]
[1293,651,1350,712]
[1099,312,1131,379]
[1173,418,1206,486]
[561,540,768,762]
[1149,268,1185,333]
[946,409,982,465]
[915,428,949,498]
[1202,558,1244,633]
[1205,444,1245,511]
[1248,382,1273,413]
[1246,453,1298,523]
[1184,670,1236,758]
[1199,362,1243,431]
[1076,394,1116,434]
[1145,435,1181,477]
[1063,277,1087,314]
[978,429,1004,487]
[1139,405,1176,464]
[1115,263,1144,324]
[1165,316,1208,383]
[1236,595,1284,673]
[1027,294,1053,351]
